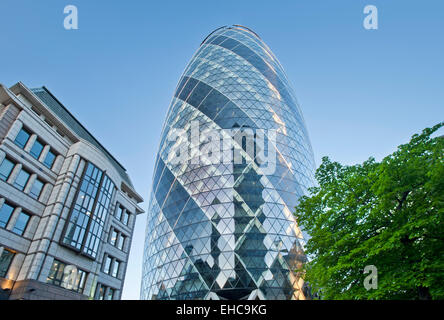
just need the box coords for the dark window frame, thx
[111,260,120,278]
[0,158,15,181]
[0,202,15,229]
[29,178,44,200]
[0,248,15,278]
[103,255,112,274]
[109,228,118,246]
[46,259,87,293]
[117,233,126,251]
[95,283,117,300]
[103,254,121,279]
[14,127,31,149]
[106,288,115,300]
[122,211,131,226]
[60,161,116,259]
[12,211,31,235]
[30,139,44,160]
[13,168,31,191]
[43,149,57,169]
[115,204,123,221]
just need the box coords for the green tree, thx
[294,123,444,299]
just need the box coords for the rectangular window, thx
[46,259,87,293]
[30,139,44,159]
[0,202,15,228]
[0,249,15,278]
[43,149,56,169]
[12,212,31,235]
[112,260,120,278]
[117,234,125,251]
[29,178,44,200]
[13,169,30,191]
[103,256,112,274]
[110,229,118,246]
[115,205,123,221]
[106,288,115,300]
[123,211,131,226]
[0,158,15,181]
[14,128,31,149]
[96,283,106,300]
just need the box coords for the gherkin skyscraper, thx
[141,25,315,300]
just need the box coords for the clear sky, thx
[1,0,442,299]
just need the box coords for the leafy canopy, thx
[294,123,444,299]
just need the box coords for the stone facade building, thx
[0,82,144,300]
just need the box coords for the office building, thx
[141,26,315,300]
[0,82,144,300]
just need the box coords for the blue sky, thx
[1,0,442,299]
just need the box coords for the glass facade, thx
[0,249,15,278]
[13,168,30,191]
[43,149,56,169]
[12,211,30,235]
[46,259,87,293]
[62,161,115,259]
[30,139,44,159]
[14,127,31,149]
[0,202,14,228]
[0,158,14,181]
[29,178,44,200]
[141,26,315,300]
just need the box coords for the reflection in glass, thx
[13,169,30,191]
[14,128,31,149]
[29,178,44,200]
[12,212,30,235]
[30,140,44,159]
[0,249,15,278]
[0,202,15,228]
[43,149,56,169]
[0,158,14,181]
[141,26,315,300]
[46,259,87,293]
[62,162,115,258]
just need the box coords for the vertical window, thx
[46,259,87,293]
[63,163,102,251]
[117,234,126,251]
[115,205,123,221]
[29,178,44,200]
[112,260,120,278]
[0,158,15,181]
[43,149,56,169]
[110,229,118,246]
[30,139,44,159]
[0,249,15,278]
[14,128,31,149]
[103,256,112,274]
[62,162,115,258]
[12,212,31,235]
[0,202,15,228]
[106,288,115,300]
[96,284,106,300]
[123,211,131,226]
[75,269,87,293]
[83,174,115,257]
[13,169,30,191]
